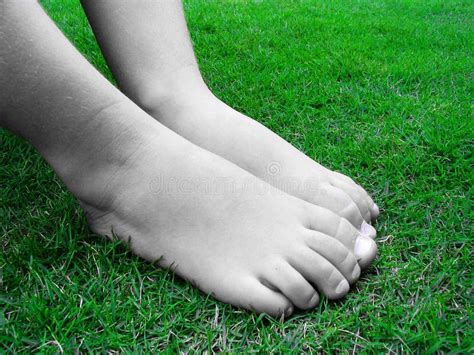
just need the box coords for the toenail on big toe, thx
[361,220,376,239]
[355,236,374,259]
[354,236,377,269]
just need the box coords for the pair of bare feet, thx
[78,82,379,317]
[1,1,379,318]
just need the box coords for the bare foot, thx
[79,0,379,236]
[1,1,376,318]
[137,69,379,237]
[73,103,376,317]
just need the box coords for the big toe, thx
[305,205,378,270]
[354,236,378,269]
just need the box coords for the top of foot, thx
[77,115,377,317]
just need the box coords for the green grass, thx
[1,0,472,352]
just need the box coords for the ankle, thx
[131,64,213,117]
[47,100,162,209]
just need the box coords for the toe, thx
[288,247,351,300]
[355,185,379,220]
[234,277,294,317]
[370,202,380,220]
[314,183,365,229]
[361,220,377,239]
[304,205,378,270]
[303,231,360,284]
[305,205,360,248]
[330,171,357,185]
[262,260,319,310]
[330,174,373,222]
[354,236,378,269]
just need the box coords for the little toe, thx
[262,260,319,310]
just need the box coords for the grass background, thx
[1,0,472,352]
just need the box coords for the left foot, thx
[136,68,379,236]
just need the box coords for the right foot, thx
[66,102,376,317]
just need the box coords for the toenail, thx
[373,203,380,215]
[285,306,293,317]
[309,293,319,306]
[335,279,349,294]
[354,236,373,259]
[352,264,361,279]
[361,220,376,238]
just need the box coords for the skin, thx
[80,0,380,237]
[0,1,376,317]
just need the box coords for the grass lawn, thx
[1,0,472,352]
